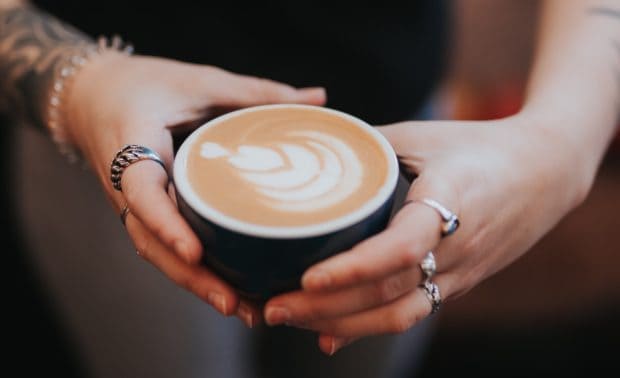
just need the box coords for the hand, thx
[264,113,590,353]
[65,51,326,326]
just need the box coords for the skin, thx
[263,0,620,355]
[2,0,618,356]
[0,0,325,327]
[66,52,326,326]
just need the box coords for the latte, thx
[174,105,399,296]
[180,106,393,229]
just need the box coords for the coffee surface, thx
[186,108,389,227]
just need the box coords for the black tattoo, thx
[0,5,92,129]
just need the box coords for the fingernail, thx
[207,292,227,315]
[265,306,291,325]
[329,337,336,356]
[302,270,331,290]
[237,304,254,328]
[297,87,326,101]
[298,86,324,93]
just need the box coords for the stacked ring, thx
[420,281,441,314]
[418,251,441,314]
[420,251,436,284]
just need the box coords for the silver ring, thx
[120,203,130,226]
[406,198,460,237]
[420,251,436,283]
[420,280,441,314]
[110,144,166,191]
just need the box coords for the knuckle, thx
[388,308,423,334]
[346,263,368,283]
[134,237,150,259]
[297,305,319,322]
[462,235,481,256]
[317,322,339,336]
[150,222,174,246]
[392,237,411,254]
[398,245,420,270]
[460,266,484,295]
[182,237,203,262]
[372,280,391,303]
[388,311,415,334]
[391,236,423,270]
[246,78,268,97]
[251,78,289,99]
[176,274,201,296]
[373,277,401,303]
[201,65,224,77]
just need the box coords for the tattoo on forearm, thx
[0,5,91,129]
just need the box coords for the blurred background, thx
[418,1,620,376]
[4,1,618,377]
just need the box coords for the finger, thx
[204,68,327,106]
[121,150,202,264]
[318,334,359,356]
[265,267,418,325]
[299,275,452,339]
[376,122,420,156]
[124,213,240,316]
[236,300,263,328]
[301,201,441,292]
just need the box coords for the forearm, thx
[522,0,620,192]
[0,0,92,129]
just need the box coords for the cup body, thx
[174,105,399,299]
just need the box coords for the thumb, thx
[377,121,434,182]
[377,120,454,156]
[376,121,418,156]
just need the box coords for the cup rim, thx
[173,104,399,239]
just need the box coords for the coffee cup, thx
[173,104,399,300]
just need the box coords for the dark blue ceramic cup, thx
[173,105,399,300]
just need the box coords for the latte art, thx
[184,106,390,227]
[200,131,363,212]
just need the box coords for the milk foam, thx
[199,130,362,212]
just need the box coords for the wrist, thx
[512,108,596,208]
[61,40,133,156]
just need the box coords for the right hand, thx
[64,51,326,326]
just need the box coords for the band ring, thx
[420,280,441,314]
[120,203,130,226]
[420,251,436,283]
[110,144,166,191]
[405,198,460,237]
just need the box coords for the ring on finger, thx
[420,280,441,314]
[419,251,436,283]
[405,198,460,237]
[110,144,167,191]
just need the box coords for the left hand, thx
[65,52,326,327]
[263,113,590,354]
